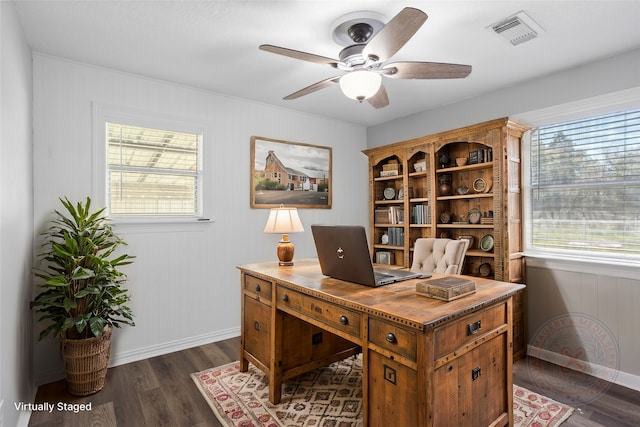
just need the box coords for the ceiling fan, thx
[259,7,472,109]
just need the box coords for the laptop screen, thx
[311,225,378,286]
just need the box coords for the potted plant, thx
[31,197,134,396]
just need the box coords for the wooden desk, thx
[238,259,525,426]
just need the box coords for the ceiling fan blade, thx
[383,61,472,79]
[367,84,389,109]
[260,44,341,67]
[363,7,427,62]
[283,76,341,100]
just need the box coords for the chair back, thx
[410,238,469,275]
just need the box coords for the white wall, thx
[368,48,640,147]
[31,54,369,384]
[366,48,640,390]
[1,2,35,426]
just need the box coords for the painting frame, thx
[250,136,332,209]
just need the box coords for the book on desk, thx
[415,276,477,301]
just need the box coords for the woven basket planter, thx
[61,326,112,396]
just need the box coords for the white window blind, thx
[107,123,202,217]
[529,109,640,257]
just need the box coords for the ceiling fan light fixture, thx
[339,70,382,102]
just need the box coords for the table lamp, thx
[263,205,304,266]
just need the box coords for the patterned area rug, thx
[192,356,573,427]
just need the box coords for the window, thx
[93,104,206,221]
[528,109,640,259]
[106,123,203,217]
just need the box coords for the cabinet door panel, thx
[243,296,271,367]
[434,333,508,427]
[367,350,418,427]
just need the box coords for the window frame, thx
[93,103,211,228]
[518,88,640,270]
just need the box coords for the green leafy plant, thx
[31,197,135,340]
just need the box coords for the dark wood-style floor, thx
[29,336,640,427]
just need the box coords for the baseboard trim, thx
[109,327,240,367]
[527,345,640,392]
[34,327,241,386]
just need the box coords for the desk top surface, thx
[238,259,525,330]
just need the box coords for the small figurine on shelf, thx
[439,154,451,169]
[438,173,453,196]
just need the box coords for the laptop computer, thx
[311,224,425,287]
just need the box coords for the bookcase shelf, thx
[363,117,530,360]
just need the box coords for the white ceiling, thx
[13,1,640,126]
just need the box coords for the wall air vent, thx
[489,11,544,46]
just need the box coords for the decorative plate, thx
[479,263,492,277]
[480,234,494,252]
[472,178,487,193]
[468,208,481,224]
[383,187,396,200]
[440,212,452,224]
[484,179,493,193]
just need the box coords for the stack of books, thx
[375,206,404,224]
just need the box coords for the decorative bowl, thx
[456,157,468,167]
[456,186,469,195]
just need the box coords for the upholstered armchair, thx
[410,238,469,275]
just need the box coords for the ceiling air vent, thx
[490,11,544,46]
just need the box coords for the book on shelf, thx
[375,206,404,224]
[469,148,493,165]
[411,204,431,225]
[386,227,404,246]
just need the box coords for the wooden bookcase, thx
[363,117,530,359]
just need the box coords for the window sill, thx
[523,251,640,281]
[110,218,214,234]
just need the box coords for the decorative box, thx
[416,277,477,301]
[375,251,393,265]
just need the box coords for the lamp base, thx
[277,234,295,266]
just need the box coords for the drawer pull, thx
[339,315,349,326]
[472,366,482,381]
[282,294,289,302]
[467,320,482,336]
[386,333,397,344]
[253,321,260,331]
[255,284,261,292]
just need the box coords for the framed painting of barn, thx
[251,136,332,209]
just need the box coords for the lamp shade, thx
[339,70,382,102]
[264,206,304,234]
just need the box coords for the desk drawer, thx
[244,274,272,302]
[277,285,361,339]
[368,317,417,361]
[434,302,507,359]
